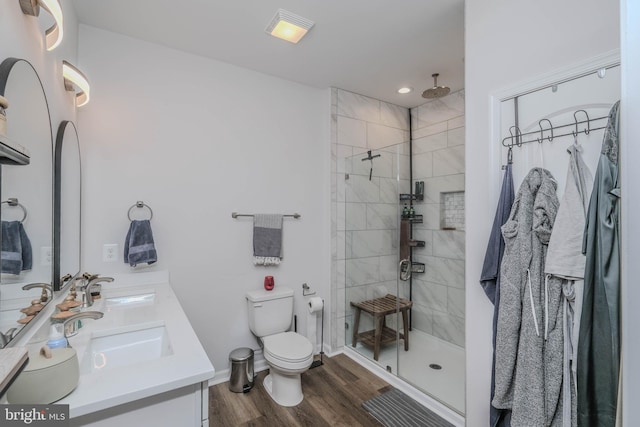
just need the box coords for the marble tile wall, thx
[442,191,465,230]
[410,90,466,348]
[331,88,465,352]
[331,88,410,351]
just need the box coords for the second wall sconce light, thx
[19,0,64,51]
[62,61,90,107]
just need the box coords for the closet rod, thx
[502,113,608,147]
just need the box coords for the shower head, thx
[422,73,450,99]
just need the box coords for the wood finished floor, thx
[209,353,390,426]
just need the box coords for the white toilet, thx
[246,286,313,407]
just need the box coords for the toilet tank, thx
[246,287,294,337]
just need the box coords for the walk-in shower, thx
[332,88,466,415]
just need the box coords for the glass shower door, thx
[343,141,410,374]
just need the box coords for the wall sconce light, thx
[19,0,64,51]
[265,9,314,44]
[62,61,90,107]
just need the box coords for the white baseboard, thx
[343,347,465,427]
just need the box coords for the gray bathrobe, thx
[545,142,593,427]
[493,167,563,426]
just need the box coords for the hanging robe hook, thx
[508,126,523,147]
[538,119,554,142]
[573,110,591,136]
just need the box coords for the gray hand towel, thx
[253,214,283,266]
[124,219,157,267]
[19,222,32,270]
[1,220,32,274]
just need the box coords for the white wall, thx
[465,0,619,425]
[620,0,640,422]
[0,0,78,131]
[76,25,331,375]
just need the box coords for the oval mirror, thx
[0,58,54,347]
[54,120,81,291]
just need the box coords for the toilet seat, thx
[263,332,313,370]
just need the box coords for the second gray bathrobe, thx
[492,167,562,426]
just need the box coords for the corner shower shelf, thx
[401,262,425,274]
[404,215,423,224]
[399,194,424,202]
[408,240,425,248]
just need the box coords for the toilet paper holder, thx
[302,283,316,296]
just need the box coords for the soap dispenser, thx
[46,323,68,349]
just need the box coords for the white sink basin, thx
[79,322,173,374]
[104,292,156,309]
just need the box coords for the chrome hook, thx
[538,119,554,142]
[573,110,591,136]
[508,126,523,147]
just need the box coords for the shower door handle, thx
[399,258,411,281]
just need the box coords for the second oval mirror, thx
[54,120,81,291]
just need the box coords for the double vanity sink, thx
[10,271,214,425]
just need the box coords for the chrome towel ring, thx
[127,201,153,221]
[1,197,27,222]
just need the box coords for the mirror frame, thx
[53,120,81,291]
[0,57,55,345]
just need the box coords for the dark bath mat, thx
[362,388,455,427]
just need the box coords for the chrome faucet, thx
[62,311,104,338]
[83,276,114,307]
[22,282,53,302]
[0,328,17,348]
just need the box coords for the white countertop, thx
[14,271,215,418]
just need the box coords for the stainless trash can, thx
[229,347,254,393]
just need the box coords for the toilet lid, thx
[263,332,313,363]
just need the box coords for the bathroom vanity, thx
[9,271,214,427]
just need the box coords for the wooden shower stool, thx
[351,294,412,361]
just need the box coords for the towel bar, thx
[128,201,153,221]
[231,212,301,219]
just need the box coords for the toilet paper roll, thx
[307,297,324,314]
[306,297,323,351]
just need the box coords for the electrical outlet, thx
[41,246,52,266]
[103,244,118,262]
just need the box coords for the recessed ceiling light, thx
[398,87,413,94]
[265,9,314,44]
